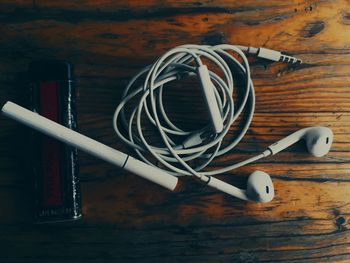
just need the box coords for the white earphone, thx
[204,170,274,202]
[1,44,333,203]
[111,44,333,202]
[267,126,333,157]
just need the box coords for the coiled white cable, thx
[113,44,301,182]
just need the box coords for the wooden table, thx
[1,1,350,262]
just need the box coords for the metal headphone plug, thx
[280,54,302,64]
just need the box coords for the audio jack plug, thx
[256,47,302,64]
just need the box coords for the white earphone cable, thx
[113,44,301,179]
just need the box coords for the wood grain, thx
[0,0,350,262]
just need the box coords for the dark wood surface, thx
[1,0,350,262]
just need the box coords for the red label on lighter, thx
[39,81,63,207]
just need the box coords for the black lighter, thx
[28,60,81,223]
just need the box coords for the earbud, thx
[304,127,333,157]
[267,126,333,157]
[204,170,274,202]
[246,171,274,202]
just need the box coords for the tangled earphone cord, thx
[113,44,301,180]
